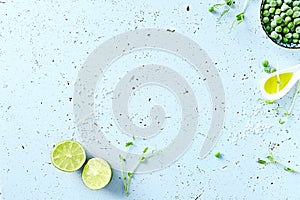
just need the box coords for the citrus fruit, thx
[51,140,86,172]
[82,158,112,190]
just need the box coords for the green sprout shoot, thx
[230,0,250,30]
[120,138,155,196]
[209,0,233,12]
[209,0,234,20]
[257,152,300,173]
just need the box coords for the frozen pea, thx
[275,8,281,14]
[263,10,270,17]
[283,27,290,33]
[266,25,272,31]
[293,39,299,43]
[293,1,300,7]
[264,4,270,9]
[281,3,290,11]
[271,31,279,39]
[286,9,293,16]
[269,7,275,13]
[284,0,292,4]
[283,37,289,43]
[275,26,283,32]
[270,0,277,7]
[288,21,294,28]
[296,26,300,33]
[275,15,283,23]
[285,33,292,38]
[284,16,292,25]
[294,18,300,25]
[293,7,300,12]
[277,34,283,41]
[293,33,299,39]
[263,17,270,23]
[277,0,283,6]
[280,12,287,18]
[271,20,277,27]
[293,11,300,18]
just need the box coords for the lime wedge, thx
[82,158,112,190]
[51,140,86,172]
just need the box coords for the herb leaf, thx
[257,159,267,165]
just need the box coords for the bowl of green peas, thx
[260,0,300,49]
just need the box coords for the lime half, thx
[51,140,86,172]
[82,158,112,190]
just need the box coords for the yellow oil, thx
[264,72,293,94]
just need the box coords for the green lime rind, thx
[82,158,112,190]
[51,140,86,172]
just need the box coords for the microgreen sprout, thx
[257,153,300,173]
[209,0,234,20]
[230,0,250,30]
[120,138,155,196]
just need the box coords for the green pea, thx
[271,31,279,39]
[284,0,292,4]
[296,26,300,33]
[283,37,289,43]
[277,0,283,6]
[281,4,290,11]
[293,7,300,12]
[275,26,283,32]
[283,27,290,33]
[264,4,270,9]
[263,10,270,17]
[266,25,272,31]
[286,9,293,16]
[293,11,300,18]
[262,60,269,68]
[263,17,269,23]
[284,16,292,25]
[275,15,283,23]
[293,39,299,43]
[293,33,299,39]
[271,20,277,27]
[270,0,277,7]
[285,33,292,38]
[280,12,287,18]
[277,34,283,41]
[269,7,276,14]
[275,8,281,15]
[294,18,300,25]
[293,1,300,7]
[288,21,294,28]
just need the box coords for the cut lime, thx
[51,140,86,172]
[82,158,112,190]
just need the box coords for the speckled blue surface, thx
[1,0,300,199]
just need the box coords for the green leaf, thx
[214,151,222,158]
[279,119,286,124]
[236,12,244,23]
[284,167,296,173]
[257,159,267,165]
[225,0,233,7]
[265,100,275,104]
[125,141,134,148]
[139,156,146,162]
[266,155,275,162]
[142,147,149,154]
[128,172,133,178]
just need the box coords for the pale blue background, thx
[1,0,300,199]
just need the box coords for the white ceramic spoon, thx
[261,64,300,100]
